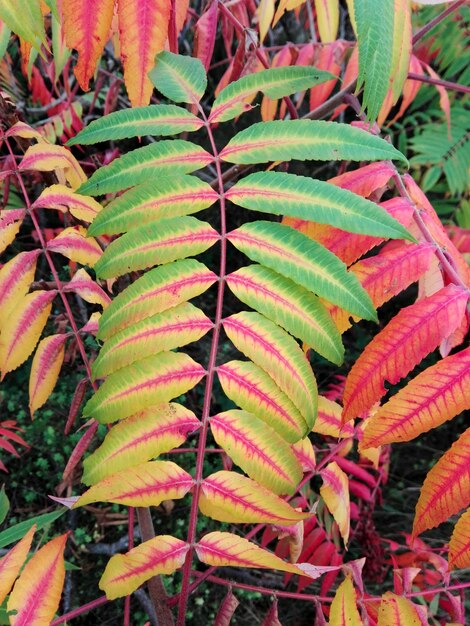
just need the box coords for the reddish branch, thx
[407,72,470,94]
[176,106,230,625]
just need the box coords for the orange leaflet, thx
[61,0,114,91]
[117,0,171,107]
[0,525,36,604]
[309,41,345,110]
[413,427,470,537]
[320,461,350,545]
[194,0,218,70]
[342,285,469,421]
[449,507,470,570]
[7,533,68,625]
[362,346,470,448]
[29,334,67,417]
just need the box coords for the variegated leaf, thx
[0,525,35,605]
[88,175,218,236]
[226,265,343,365]
[84,351,205,423]
[61,0,114,90]
[0,209,26,254]
[210,410,303,495]
[223,312,317,429]
[220,120,406,165]
[196,531,306,575]
[47,226,102,267]
[200,471,311,525]
[149,50,207,104]
[286,197,415,267]
[217,360,307,443]
[7,533,67,626]
[210,66,334,123]
[0,250,40,326]
[82,403,200,485]
[31,184,102,222]
[228,221,377,321]
[329,242,436,333]
[0,291,55,378]
[19,144,86,190]
[313,396,354,439]
[329,575,363,626]
[68,104,203,145]
[320,462,350,545]
[93,302,212,378]
[74,461,194,507]
[377,592,428,626]
[78,141,213,196]
[29,334,67,416]
[63,269,111,308]
[362,346,470,448]
[413,428,470,537]
[117,0,171,107]
[343,285,469,421]
[227,172,411,241]
[94,217,219,278]
[97,259,217,341]
[100,535,189,600]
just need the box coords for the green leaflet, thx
[209,66,335,123]
[228,221,377,321]
[149,51,207,104]
[83,352,205,423]
[92,303,212,378]
[88,176,219,237]
[354,0,395,122]
[97,259,217,341]
[220,119,407,165]
[94,217,219,279]
[227,171,413,242]
[77,141,213,196]
[226,265,344,365]
[67,105,203,145]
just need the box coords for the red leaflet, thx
[413,427,470,537]
[194,0,218,71]
[61,0,114,91]
[362,346,470,448]
[342,285,469,421]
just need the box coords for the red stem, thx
[201,573,470,603]
[176,109,228,625]
[407,72,470,94]
[50,596,109,625]
[412,0,468,45]
[123,507,135,626]
[169,0,178,53]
